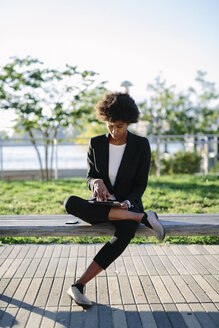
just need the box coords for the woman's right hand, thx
[92,179,112,201]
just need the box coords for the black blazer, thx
[86,130,151,212]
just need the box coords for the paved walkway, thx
[0,243,218,328]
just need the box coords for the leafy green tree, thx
[74,83,109,127]
[0,131,9,139]
[192,70,219,134]
[166,71,219,135]
[139,75,177,175]
[140,75,174,134]
[75,84,110,143]
[139,74,195,135]
[0,56,100,180]
[165,89,198,135]
[139,71,219,135]
[139,72,219,175]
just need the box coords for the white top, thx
[108,143,126,188]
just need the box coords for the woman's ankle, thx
[75,280,84,286]
[141,213,152,229]
[73,283,84,294]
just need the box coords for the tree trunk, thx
[28,130,44,180]
[50,129,58,180]
[49,142,54,180]
[43,131,49,181]
[45,143,49,180]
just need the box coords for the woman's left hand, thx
[120,202,129,210]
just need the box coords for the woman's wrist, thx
[93,178,102,184]
[92,178,102,188]
[123,200,132,208]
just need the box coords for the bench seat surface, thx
[0,214,218,236]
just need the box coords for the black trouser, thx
[64,195,139,270]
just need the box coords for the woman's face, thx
[107,120,128,142]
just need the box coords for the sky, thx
[0,0,219,133]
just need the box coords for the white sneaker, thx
[67,285,92,309]
[145,210,165,241]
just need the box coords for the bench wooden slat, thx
[0,214,218,237]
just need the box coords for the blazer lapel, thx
[101,133,114,192]
[114,131,134,188]
[100,134,109,176]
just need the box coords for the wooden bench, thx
[0,214,219,237]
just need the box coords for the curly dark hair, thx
[95,92,140,124]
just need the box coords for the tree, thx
[192,70,219,134]
[139,71,219,136]
[165,71,219,135]
[138,72,219,175]
[0,131,9,139]
[138,75,176,175]
[74,84,110,144]
[0,56,100,180]
[139,75,176,135]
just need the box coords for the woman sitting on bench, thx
[64,92,165,308]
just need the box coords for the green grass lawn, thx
[0,174,218,244]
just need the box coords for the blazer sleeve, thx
[86,138,99,191]
[126,138,151,204]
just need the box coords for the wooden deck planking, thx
[150,276,173,304]
[123,256,137,276]
[65,257,77,278]
[204,275,219,294]
[47,277,65,307]
[108,276,122,305]
[150,256,169,276]
[111,304,127,328]
[139,276,160,304]
[0,244,218,328]
[163,303,188,328]
[97,276,110,305]
[129,275,147,304]
[181,274,212,303]
[189,302,218,328]
[160,275,186,303]
[150,303,173,328]
[106,261,117,277]
[24,258,41,278]
[158,255,179,275]
[195,255,219,275]
[165,255,189,275]
[118,275,135,305]
[140,255,158,276]
[59,277,74,307]
[131,255,148,275]
[34,277,53,307]
[13,258,32,279]
[201,302,219,327]
[137,304,158,328]
[115,256,126,276]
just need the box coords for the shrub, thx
[161,151,202,174]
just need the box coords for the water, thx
[1,144,88,170]
[0,142,184,171]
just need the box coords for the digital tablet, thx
[88,200,122,207]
